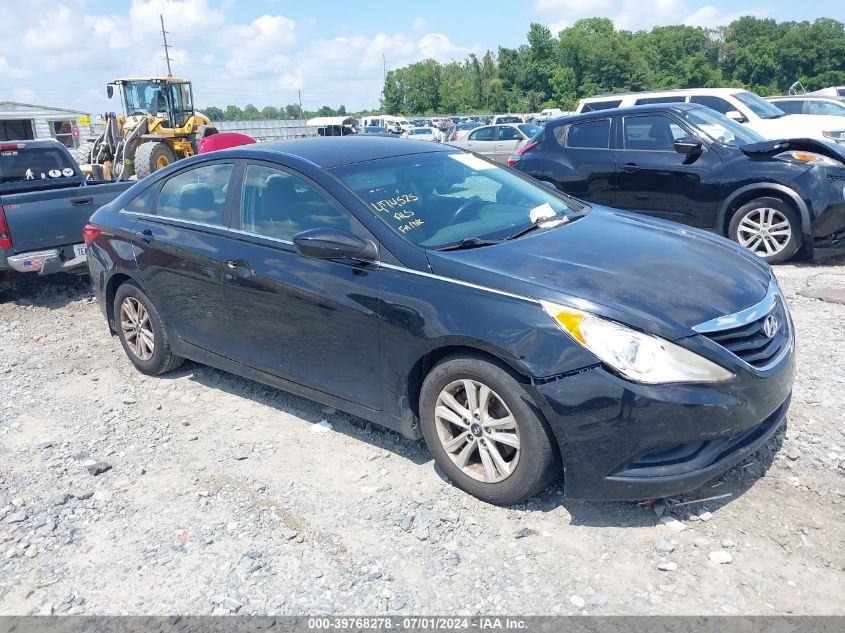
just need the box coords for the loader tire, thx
[134,142,176,180]
[70,143,94,167]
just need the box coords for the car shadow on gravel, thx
[167,361,433,466]
[0,273,93,308]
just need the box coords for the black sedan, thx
[509,103,845,263]
[85,137,794,504]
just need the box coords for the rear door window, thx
[566,119,611,149]
[581,100,622,112]
[689,95,735,115]
[156,163,234,225]
[469,127,495,141]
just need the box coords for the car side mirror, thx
[293,227,377,261]
[107,84,114,99]
[725,110,747,124]
[674,136,703,155]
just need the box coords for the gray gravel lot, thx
[0,262,843,616]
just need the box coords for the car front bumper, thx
[529,341,794,500]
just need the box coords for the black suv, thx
[509,103,845,263]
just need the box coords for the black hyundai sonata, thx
[85,137,794,505]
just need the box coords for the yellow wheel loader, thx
[73,77,218,180]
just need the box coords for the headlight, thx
[774,150,844,167]
[541,301,734,384]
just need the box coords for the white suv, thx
[576,88,845,144]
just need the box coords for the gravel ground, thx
[0,262,843,616]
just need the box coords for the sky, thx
[0,0,841,116]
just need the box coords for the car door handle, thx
[136,228,153,243]
[225,259,254,278]
[621,163,640,172]
[70,196,93,206]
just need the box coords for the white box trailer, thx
[0,101,91,148]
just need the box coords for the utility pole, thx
[160,14,173,77]
[298,90,303,119]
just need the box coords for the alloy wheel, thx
[120,297,155,361]
[736,207,791,258]
[434,379,521,483]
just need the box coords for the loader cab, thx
[110,78,196,130]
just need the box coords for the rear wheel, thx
[728,197,802,264]
[134,141,176,179]
[419,354,558,505]
[114,282,183,375]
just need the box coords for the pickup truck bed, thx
[0,140,133,277]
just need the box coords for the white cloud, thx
[0,57,29,80]
[418,33,469,62]
[683,5,770,27]
[534,0,767,31]
[0,0,480,114]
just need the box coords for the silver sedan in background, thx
[448,123,542,164]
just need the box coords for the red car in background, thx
[197,132,256,154]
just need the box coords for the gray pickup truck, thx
[0,139,133,279]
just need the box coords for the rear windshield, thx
[0,145,78,184]
[496,116,522,123]
[409,128,431,135]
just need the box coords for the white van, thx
[361,115,411,134]
[576,88,845,144]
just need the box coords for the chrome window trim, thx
[692,279,779,333]
[118,210,226,232]
[226,227,294,246]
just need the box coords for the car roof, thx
[581,87,743,102]
[767,95,845,102]
[246,136,452,168]
[550,102,704,124]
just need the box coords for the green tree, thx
[223,105,243,121]
[260,106,280,119]
[202,106,224,121]
[242,104,261,120]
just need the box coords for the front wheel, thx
[728,197,802,264]
[134,141,177,179]
[114,282,183,376]
[419,354,558,505]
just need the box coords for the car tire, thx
[419,353,558,505]
[728,197,802,264]
[113,281,183,376]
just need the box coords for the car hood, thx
[741,137,845,162]
[426,208,772,340]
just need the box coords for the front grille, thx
[703,297,789,369]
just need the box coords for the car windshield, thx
[682,108,765,147]
[332,151,581,249]
[518,124,542,138]
[497,116,521,123]
[457,123,477,130]
[734,91,785,119]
